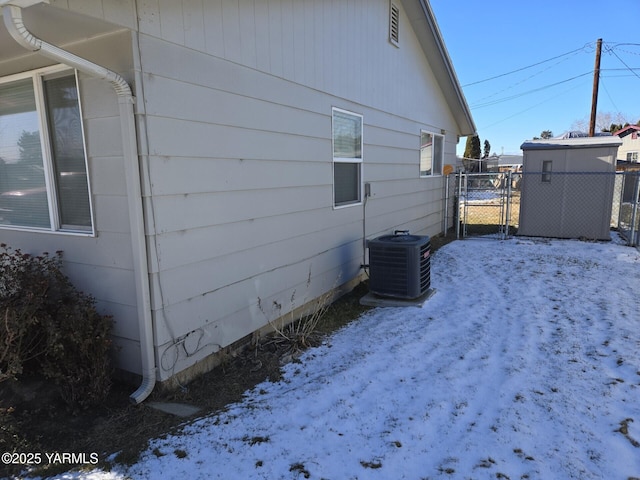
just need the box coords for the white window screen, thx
[44,74,91,230]
[420,131,444,176]
[332,108,362,207]
[0,68,91,232]
[0,78,50,228]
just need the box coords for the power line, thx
[477,79,592,130]
[471,71,593,109]
[471,50,583,105]
[605,44,640,81]
[462,43,593,87]
[599,77,621,113]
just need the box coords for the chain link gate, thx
[443,171,639,246]
[617,171,640,247]
[445,172,521,240]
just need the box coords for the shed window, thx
[420,131,444,176]
[0,66,92,233]
[542,160,552,183]
[332,108,362,207]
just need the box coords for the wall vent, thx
[368,233,431,299]
[389,2,400,47]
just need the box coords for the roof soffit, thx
[0,3,124,62]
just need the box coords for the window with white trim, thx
[0,66,92,233]
[420,130,444,176]
[332,108,362,207]
[626,151,638,162]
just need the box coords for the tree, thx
[533,130,553,140]
[18,130,42,165]
[540,130,553,139]
[483,140,491,159]
[463,135,481,172]
[571,112,630,134]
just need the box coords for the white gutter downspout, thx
[2,4,157,404]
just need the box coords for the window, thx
[0,66,92,233]
[542,160,552,182]
[389,2,400,47]
[420,131,444,176]
[332,108,362,207]
[626,152,638,162]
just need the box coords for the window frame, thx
[419,130,444,177]
[541,160,552,183]
[0,65,94,235]
[332,107,363,208]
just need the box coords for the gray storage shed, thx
[518,137,621,240]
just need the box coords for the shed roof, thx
[521,136,622,151]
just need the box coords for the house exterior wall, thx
[617,132,640,163]
[0,29,142,373]
[518,142,619,240]
[3,0,470,382]
[129,0,462,381]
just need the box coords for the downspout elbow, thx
[2,4,132,97]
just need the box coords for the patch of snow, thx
[49,237,640,480]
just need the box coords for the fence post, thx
[456,173,462,239]
[630,172,640,247]
[504,171,512,239]
[443,174,449,236]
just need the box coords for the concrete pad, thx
[359,288,437,308]
[147,401,202,418]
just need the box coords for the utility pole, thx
[589,38,602,137]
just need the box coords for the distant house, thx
[0,0,475,402]
[485,154,523,172]
[613,125,640,165]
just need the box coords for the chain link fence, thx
[444,171,640,246]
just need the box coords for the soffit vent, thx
[389,2,399,47]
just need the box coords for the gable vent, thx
[389,2,399,46]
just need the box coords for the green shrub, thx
[0,244,113,408]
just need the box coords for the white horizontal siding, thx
[135,0,459,378]
[155,206,339,271]
[89,156,128,196]
[148,157,329,196]
[142,74,329,139]
[154,236,363,346]
[145,115,329,160]
[152,211,363,307]
[150,185,329,233]
[48,0,465,379]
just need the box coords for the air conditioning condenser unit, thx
[368,233,431,299]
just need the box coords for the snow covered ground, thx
[54,235,640,480]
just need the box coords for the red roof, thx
[613,125,640,137]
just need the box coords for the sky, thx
[429,0,640,156]
[43,234,640,480]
